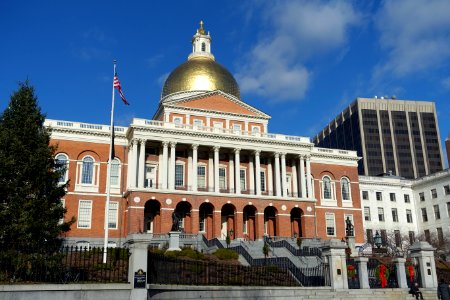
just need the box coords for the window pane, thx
[81,157,94,184]
[260,171,266,192]
[78,200,92,228]
[434,204,441,219]
[219,167,226,190]
[197,166,206,188]
[108,202,118,229]
[175,164,184,187]
[110,159,120,186]
[341,178,350,200]
[55,154,68,183]
[364,206,371,221]
[378,207,384,221]
[326,213,335,236]
[240,169,246,191]
[323,177,331,199]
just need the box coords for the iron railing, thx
[346,258,360,289]
[367,258,398,288]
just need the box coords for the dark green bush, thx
[213,248,238,260]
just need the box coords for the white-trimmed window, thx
[55,153,69,183]
[108,201,119,229]
[197,165,206,188]
[378,207,385,222]
[78,200,92,229]
[364,206,371,221]
[175,164,184,187]
[193,119,203,127]
[322,176,333,200]
[145,164,157,188]
[325,213,335,236]
[173,117,182,125]
[251,126,260,135]
[81,156,94,184]
[219,167,226,190]
[391,208,398,222]
[341,177,351,201]
[240,169,246,191]
[260,171,266,192]
[110,158,120,186]
[233,124,241,134]
[213,121,223,128]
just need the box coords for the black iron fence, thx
[346,258,360,289]
[0,245,129,284]
[367,258,398,288]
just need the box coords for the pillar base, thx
[167,231,182,251]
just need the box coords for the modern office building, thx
[48,23,364,247]
[313,98,445,179]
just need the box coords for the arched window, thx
[81,156,94,184]
[110,159,120,186]
[323,176,332,199]
[201,42,206,52]
[341,177,351,201]
[55,153,68,183]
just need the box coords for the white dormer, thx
[188,20,215,61]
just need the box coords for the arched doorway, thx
[199,202,214,239]
[243,205,257,241]
[221,204,236,240]
[264,206,277,237]
[144,200,161,233]
[290,207,303,237]
[174,201,192,233]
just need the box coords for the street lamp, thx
[229,228,234,237]
[374,231,382,248]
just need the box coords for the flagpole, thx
[103,60,116,263]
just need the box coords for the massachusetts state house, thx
[48,22,363,247]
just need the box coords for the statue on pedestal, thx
[345,216,354,237]
[171,212,181,232]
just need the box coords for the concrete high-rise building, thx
[313,97,445,179]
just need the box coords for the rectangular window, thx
[390,193,396,202]
[233,124,241,133]
[404,194,410,203]
[108,202,118,229]
[445,185,450,195]
[424,229,431,242]
[199,211,206,232]
[219,167,226,190]
[193,119,203,127]
[437,227,444,244]
[434,204,441,220]
[421,208,428,222]
[376,192,382,201]
[240,169,246,191]
[175,164,184,187]
[197,165,206,188]
[406,209,413,223]
[431,188,437,199]
[144,164,156,188]
[364,206,371,221]
[173,117,182,125]
[78,200,92,229]
[260,171,266,192]
[378,207,385,222]
[213,121,223,128]
[251,126,260,134]
[362,191,369,200]
[391,208,398,222]
[326,213,335,236]
[366,229,373,244]
[409,231,415,244]
[419,192,425,201]
[110,161,120,186]
[394,230,401,247]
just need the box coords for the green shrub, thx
[213,248,238,260]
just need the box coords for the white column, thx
[267,157,273,196]
[249,157,255,194]
[274,153,281,197]
[281,153,287,197]
[158,148,163,189]
[131,139,138,188]
[234,148,241,195]
[292,159,298,197]
[300,155,306,198]
[161,141,169,189]
[229,153,235,193]
[168,142,176,190]
[255,150,261,196]
[191,144,198,192]
[306,155,312,199]
[214,146,220,193]
[126,143,133,188]
[138,139,146,188]
[208,151,214,192]
[187,148,193,190]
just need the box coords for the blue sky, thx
[1,1,450,162]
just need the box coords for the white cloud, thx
[373,0,450,78]
[236,1,361,102]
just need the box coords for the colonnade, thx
[127,139,314,199]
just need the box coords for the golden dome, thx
[161,56,240,100]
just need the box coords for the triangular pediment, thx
[163,91,270,119]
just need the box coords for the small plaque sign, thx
[134,269,146,289]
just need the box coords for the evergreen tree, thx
[0,82,74,251]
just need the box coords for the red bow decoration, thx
[380,265,387,288]
[409,265,414,283]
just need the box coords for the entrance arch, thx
[290,207,303,237]
[174,201,192,233]
[199,202,214,239]
[221,204,236,240]
[144,200,161,233]
[264,206,278,237]
[243,205,257,241]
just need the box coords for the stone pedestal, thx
[167,231,181,251]
[320,239,348,289]
[409,241,438,288]
[125,234,152,300]
[354,257,369,289]
[393,257,408,288]
[346,236,356,257]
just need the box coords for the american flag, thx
[113,74,130,105]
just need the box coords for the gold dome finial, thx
[198,20,205,35]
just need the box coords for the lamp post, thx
[374,231,382,249]
[229,228,234,238]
